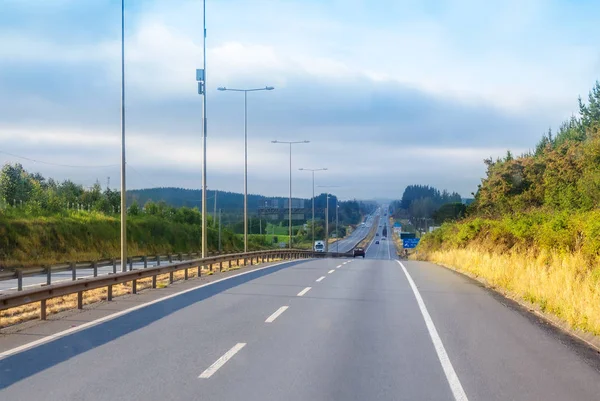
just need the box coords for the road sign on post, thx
[402,238,420,249]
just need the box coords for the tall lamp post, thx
[271,140,310,248]
[119,0,127,272]
[299,168,327,251]
[217,86,274,252]
[336,202,340,252]
[195,0,208,258]
[318,185,340,252]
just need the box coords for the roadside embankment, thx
[417,212,600,336]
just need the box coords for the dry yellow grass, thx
[428,248,600,335]
[0,257,283,329]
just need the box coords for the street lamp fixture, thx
[271,140,310,248]
[218,85,275,252]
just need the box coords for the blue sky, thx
[0,0,599,200]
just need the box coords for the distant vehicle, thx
[375,240,380,244]
[314,240,325,252]
[353,247,365,258]
[382,237,386,241]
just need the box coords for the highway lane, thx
[363,208,393,260]
[329,211,376,253]
[2,217,600,399]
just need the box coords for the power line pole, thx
[218,208,222,253]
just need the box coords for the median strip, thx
[265,306,288,323]
[199,342,246,379]
[297,287,312,297]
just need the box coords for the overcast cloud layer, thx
[0,0,599,200]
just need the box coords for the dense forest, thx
[419,81,600,336]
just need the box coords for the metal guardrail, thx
[0,251,230,289]
[0,249,349,323]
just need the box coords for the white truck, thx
[313,240,325,252]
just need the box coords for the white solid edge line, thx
[0,259,305,361]
[397,261,469,401]
[297,287,312,296]
[265,306,289,323]
[199,342,246,379]
[316,276,325,282]
[328,269,335,274]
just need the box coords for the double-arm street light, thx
[272,140,310,248]
[218,86,274,252]
[299,168,327,250]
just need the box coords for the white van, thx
[314,240,325,252]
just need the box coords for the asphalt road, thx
[2,208,600,400]
[329,210,377,253]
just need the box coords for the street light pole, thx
[336,201,339,253]
[218,86,274,252]
[194,0,208,258]
[325,193,329,252]
[299,167,327,251]
[120,0,127,272]
[318,185,341,253]
[271,140,310,248]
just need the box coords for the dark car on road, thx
[353,247,365,258]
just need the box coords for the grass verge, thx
[425,247,600,336]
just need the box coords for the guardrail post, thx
[178,253,183,262]
[198,265,202,277]
[128,258,133,271]
[169,271,174,284]
[77,291,83,309]
[46,266,51,286]
[108,285,113,301]
[112,258,117,274]
[93,261,98,277]
[40,299,47,320]
[250,257,253,266]
[15,269,23,291]
[152,275,157,289]
[71,262,76,281]
[168,254,173,263]
[219,261,223,272]
[156,255,161,267]
[243,257,247,266]
[184,268,188,280]
[143,256,148,269]
[132,279,137,294]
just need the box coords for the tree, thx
[433,203,467,224]
[0,163,33,205]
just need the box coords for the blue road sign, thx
[393,222,401,227]
[402,238,420,249]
